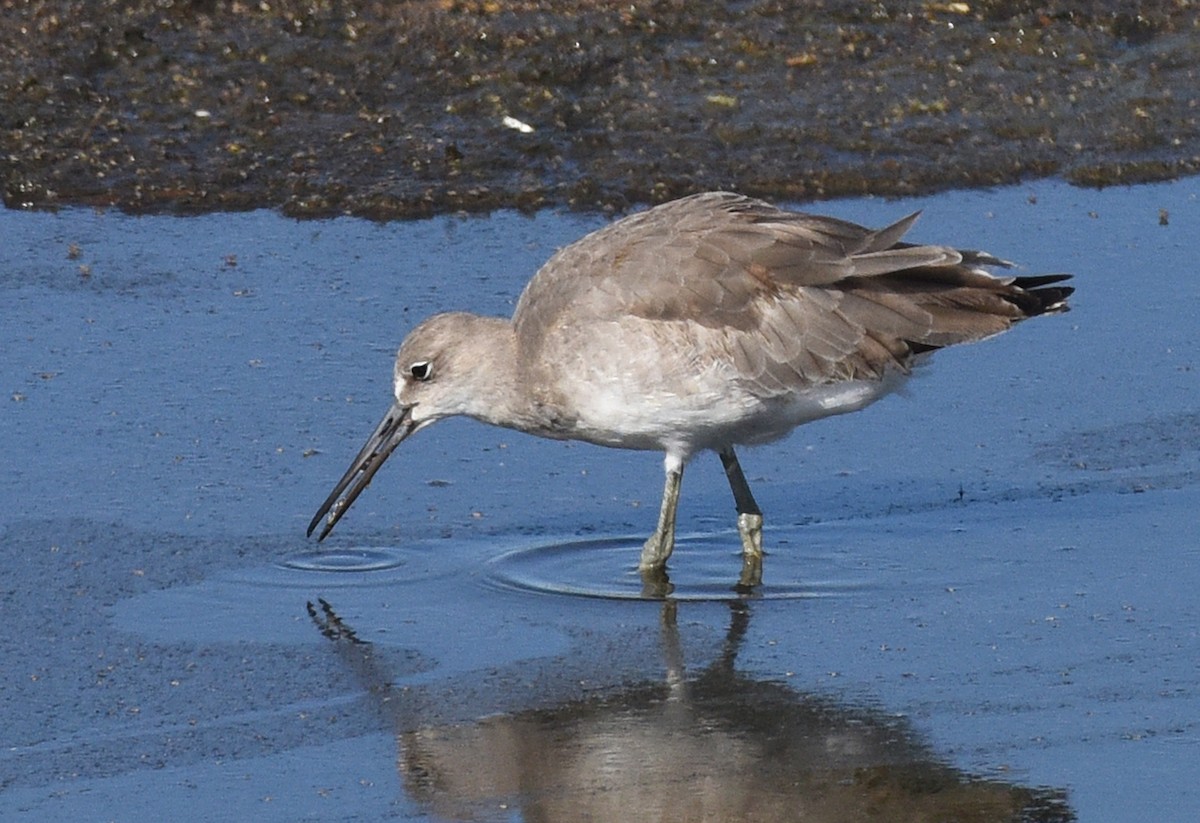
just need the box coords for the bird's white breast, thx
[554,325,907,456]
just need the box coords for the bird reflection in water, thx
[308,598,1072,822]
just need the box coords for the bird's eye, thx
[409,361,433,381]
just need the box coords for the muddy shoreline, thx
[3,0,1198,219]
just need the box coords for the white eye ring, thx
[409,361,433,381]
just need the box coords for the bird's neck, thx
[463,316,582,439]
[453,317,540,431]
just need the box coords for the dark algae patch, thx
[3,0,1198,218]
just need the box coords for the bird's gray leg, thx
[640,456,684,572]
[719,446,764,554]
[719,447,764,587]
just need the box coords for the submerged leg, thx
[640,454,684,572]
[719,447,764,587]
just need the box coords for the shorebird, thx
[308,192,1072,586]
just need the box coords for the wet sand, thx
[3,0,1199,218]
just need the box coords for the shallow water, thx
[1,179,1198,821]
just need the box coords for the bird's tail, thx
[1010,274,1074,316]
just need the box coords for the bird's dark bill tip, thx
[305,404,415,543]
[307,498,349,541]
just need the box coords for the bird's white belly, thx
[563,364,906,456]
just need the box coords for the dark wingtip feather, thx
[1012,273,1074,289]
[1013,274,1074,316]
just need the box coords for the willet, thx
[308,192,1072,586]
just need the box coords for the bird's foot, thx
[639,534,675,597]
[639,530,674,572]
[736,512,764,559]
[639,565,675,599]
[736,552,763,592]
[734,512,764,591]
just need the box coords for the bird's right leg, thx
[719,446,764,588]
[640,455,684,572]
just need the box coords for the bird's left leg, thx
[640,454,684,572]
[719,446,764,587]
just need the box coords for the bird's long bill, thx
[307,404,416,541]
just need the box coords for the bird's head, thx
[307,312,514,541]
